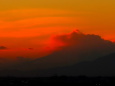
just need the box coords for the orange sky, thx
[0,0,115,60]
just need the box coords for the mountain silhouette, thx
[0,53,115,77]
[28,52,115,77]
[9,31,115,71]
[15,49,115,71]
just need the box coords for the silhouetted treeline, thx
[0,76,115,86]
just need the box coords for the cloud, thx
[0,16,79,38]
[52,30,115,58]
[0,46,7,50]
[28,48,33,50]
[16,30,115,70]
[0,8,77,21]
[0,9,83,38]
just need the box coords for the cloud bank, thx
[15,30,115,70]
[0,46,7,50]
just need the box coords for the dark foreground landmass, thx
[0,76,115,86]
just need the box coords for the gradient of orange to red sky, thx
[0,0,115,60]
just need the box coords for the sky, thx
[0,0,115,64]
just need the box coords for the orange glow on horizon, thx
[0,0,115,62]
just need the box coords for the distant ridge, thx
[0,53,115,77]
[32,52,115,77]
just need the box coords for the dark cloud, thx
[0,30,115,77]
[16,30,115,70]
[28,48,33,50]
[0,46,7,50]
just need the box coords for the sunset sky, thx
[0,0,115,61]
